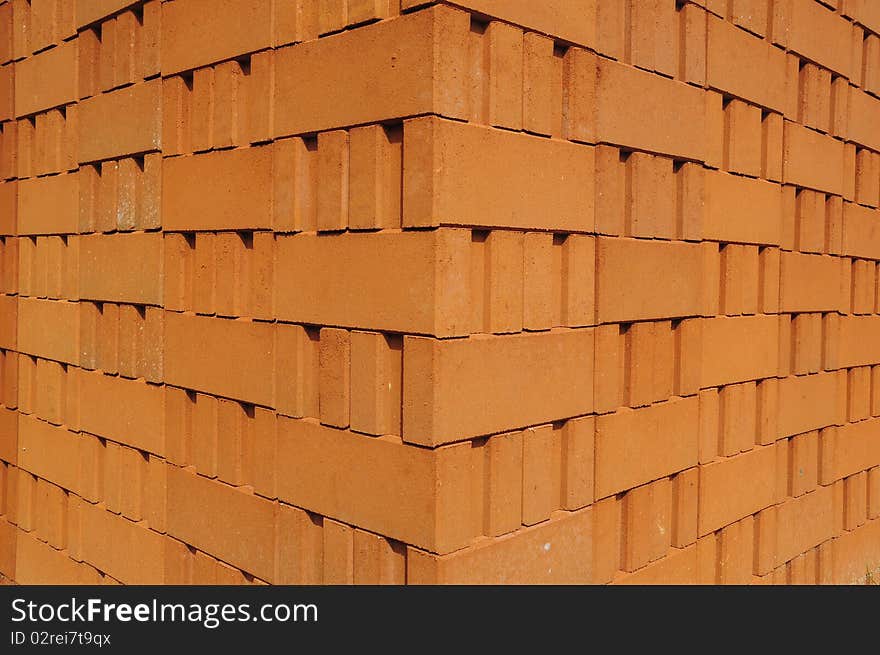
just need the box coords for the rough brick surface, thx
[2,0,878,586]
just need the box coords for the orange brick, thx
[17,173,78,235]
[718,516,755,584]
[403,116,595,232]
[521,424,561,526]
[596,238,702,323]
[779,252,842,313]
[407,508,593,584]
[775,485,835,565]
[79,501,165,584]
[704,170,782,246]
[78,80,161,163]
[621,479,672,572]
[776,372,838,440]
[275,417,479,554]
[403,330,594,446]
[844,471,868,531]
[14,40,77,117]
[706,14,787,113]
[352,529,405,585]
[163,147,272,231]
[164,312,274,406]
[275,230,471,337]
[350,331,402,437]
[318,328,350,429]
[596,57,705,160]
[699,315,778,388]
[79,232,162,305]
[698,445,777,536]
[595,397,698,499]
[274,7,468,137]
[484,430,523,536]
[783,120,844,195]
[167,466,274,581]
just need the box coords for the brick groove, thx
[0,0,879,585]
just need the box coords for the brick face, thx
[1,0,877,587]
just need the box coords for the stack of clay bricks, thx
[0,0,879,586]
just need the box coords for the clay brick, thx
[717,516,755,584]
[848,366,872,422]
[275,417,478,554]
[596,57,705,161]
[352,529,405,585]
[869,468,880,520]
[348,124,402,230]
[406,508,593,584]
[403,330,594,446]
[621,479,672,572]
[413,0,597,48]
[781,0,853,77]
[17,173,78,235]
[789,430,819,497]
[698,445,777,535]
[17,414,82,495]
[484,21,523,130]
[79,500,165,584]
[838,316,880,368]
[521,424,560,526]
[831,518,880,584]
[164,312,274,406]
[672,467,699,548]
[777,373,839,440]
[15,530,101,585]
[724,99,762,177]
[843,471,868,531]
[78,80,161,163]
[79,371,164,456]
[719,244,759,316]
[595,238,702,324]
[615,543,699,585]
[783,120,844,195]
[624,320,675,407]
[350,331,402,437]
[17,298,78,365]
[14,40,77,117]
[163,147,272,231]
[719,381,758,456]
[595,397,699,499]
[318,328,350,429]
[274,324,319,421]
[274,7,468,137]
[623,152,675,239]
[167,466,274,581]
[849,88,880,152]
[523,232,553,330]
[831,418,880,482]
[323,519,354,584]
[404,117,595,232]
[160,0,271,75]
[484,430,523,536]
[522,32,554,137]
[776,485,835,565]
[779,252,843,313]
[275,230,471,337]
[699,315,779,388]
[79,232,162,305]
[703,170,782,245]
[706,14,787,113]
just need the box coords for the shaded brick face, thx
[0,0,879,587]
